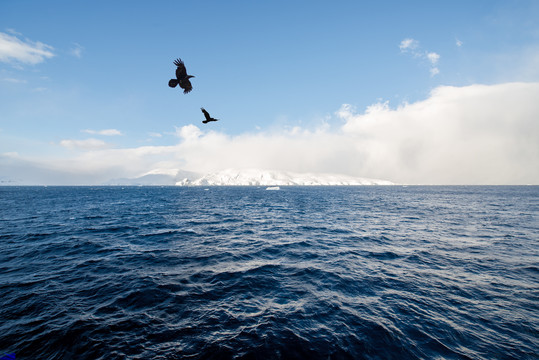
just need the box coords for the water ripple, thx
[0,186,537,359]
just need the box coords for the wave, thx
[0,186,537,359]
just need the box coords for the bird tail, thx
[168,79,178,88]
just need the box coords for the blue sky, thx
[1,0,539,184]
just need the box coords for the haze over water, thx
[0,186,537,359]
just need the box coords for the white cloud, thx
[82,129,123,136]
[31,87,48,92]
[339,82,539,184]
[69,42,84,58]
[2,82,539,185]
[426,52,440,77]
[427,52,440,64]
[59,138,108,150]
[399,38,441,76]
[6,29,22,36]
[0,31,54,65]
[175,124,203,141]
[148,132,162,138]
[456,38,463,47]
[2,77,27,83]
[399,38,419,52]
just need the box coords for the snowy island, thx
[176,168,393,186]
[107,168,393,186]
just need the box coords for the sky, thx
[1,0,538,185]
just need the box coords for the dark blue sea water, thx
[0,186,538,359]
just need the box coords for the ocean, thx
[0,186,537,359]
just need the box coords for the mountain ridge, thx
[176,168,393,186]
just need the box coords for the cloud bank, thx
[0,31,54,65]
[1,82,538,185]
[339,82,539,184]
[169,82,538,184]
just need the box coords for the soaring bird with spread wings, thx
[168,58,194,94]
[201,108,218,124]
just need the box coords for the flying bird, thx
[201,107,219,124]
[168,58,194,94]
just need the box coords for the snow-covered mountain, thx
[104,168,393,186]
[176,168,393,186]
[105,169,200,186]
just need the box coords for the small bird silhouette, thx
[201,107,219,124]
[168,58,194,94]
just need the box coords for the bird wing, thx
[180,79,193,94]
[201,107,211,121]
[174,58,187,79]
